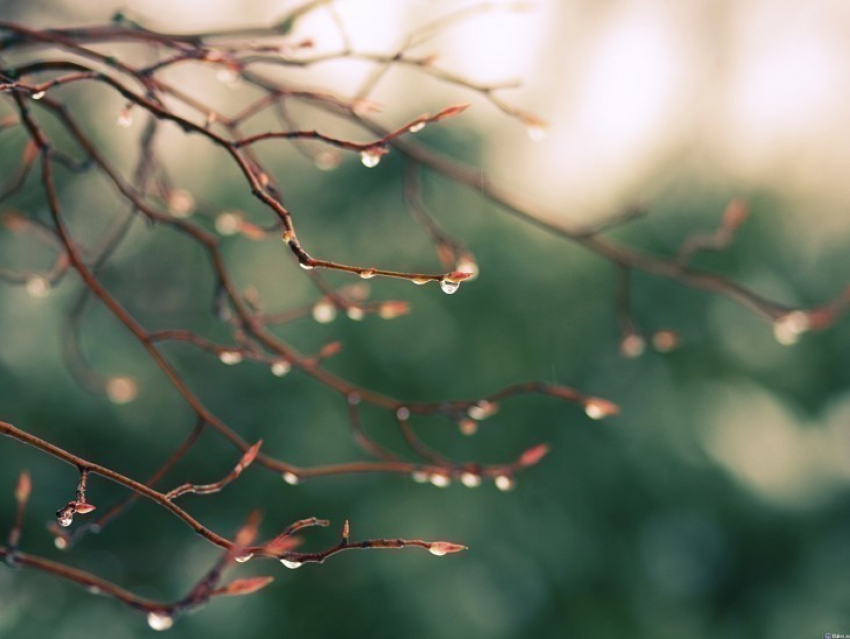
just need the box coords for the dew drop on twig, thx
[280,558,302,569]
[218,351,243,365]
[360,150,381,168]
[271,360,291,377]
[584,398,617,420]
[495,475,515,492]
[467,400,497,421]
[429,473,451,488]
[147,612,174,631]
[461,472,481,488]
[773,311,810,346]
[439,279,460,295]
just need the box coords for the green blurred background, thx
[1,1,850,638]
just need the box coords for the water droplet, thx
[312,300,337,324]
[459,419,478,436]
[495,475,515,492]
[32,90,45,100]
[460,472,481,488]
[25,275,50,298]
[54,536,68,550]
[584,398,617,420]
[314,151,341,171]
[773,311,810,346]
[282,472,300,485]
[409,122,426,133]
[167,189,195,218]
[412,277,429,286]
[360,150,381,168]
[430,473,451,488]
[359,268,376,279]
[619,334,645,359]
[106,376,138,404]
[468,401,497,421]
[271,360,291,377]
[57,513,73,528]
[347,392,361,406]
[439,278,460,295]
[346,307,364,321]
[299,262,314,270]
[235,553,253,563]
[86,585,102,595]
[411,470,429,483]
[147,612,174,631]
[218,351,243,365]
[280,558,302,569]
[215,211,242,235]
[396,407,410,421]
[527,124,547,141]
[429,544,448,556]
[117,109,133,128]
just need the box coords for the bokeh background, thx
[1,1,850,638]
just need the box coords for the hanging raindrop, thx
[360,150,381,168]
[439,279,460,295]
[271,360,291,377]
[147,612,174,631]
[460,472,481,488]
[218,351,242,365]
[429,473,451,488]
